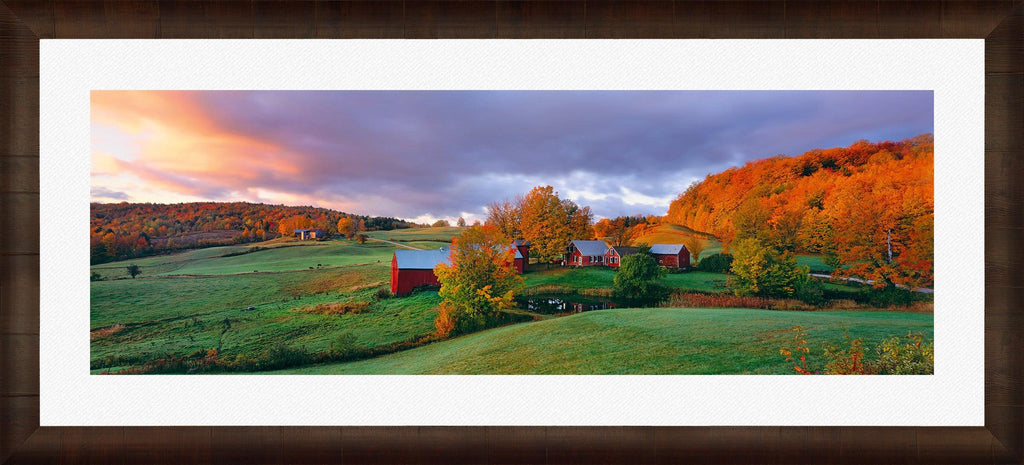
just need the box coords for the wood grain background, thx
[1,1,1021,463]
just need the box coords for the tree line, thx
[90,201,418,264]
[667,134,934,291]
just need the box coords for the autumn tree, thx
[594,217,639,247]
[517,186,594,263]
[613,246,667,302]
[457,217,467,227]
[485,198,523,239]
[278,215,315,237]
[681,236,708,265]
[337,217,355,238]
[126,264,141,279]
[433,225,524,336]
[432,219,450,228]
[729,238,810,298]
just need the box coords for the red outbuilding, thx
[391,243,529,295]
[649,244,691,269]
[566,240,610,267]
[605,246,638,268]
[391,247,452,296]
[513,239,532,272]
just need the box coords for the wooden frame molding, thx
[1,1,1021,463]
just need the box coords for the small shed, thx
[294,228,326,240]
[566,240,610,267]
[391,247,452,295]
[649,244,691,269]
[605,246,638,268]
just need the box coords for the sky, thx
[91,90,933,224]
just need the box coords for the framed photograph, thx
[2,1,1022,463]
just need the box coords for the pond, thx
[516,293,642,315]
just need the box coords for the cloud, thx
[91,90,934,220]
[90,187,130,201]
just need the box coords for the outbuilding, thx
[566,240,610,267]
[294,228,326,240]
[605,246,638,268]
[391,247,452,295]
[649,243,691,269]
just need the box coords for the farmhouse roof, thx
[394,247,452,270]
[650,244,688,255]
[609,246,638,256]
[571,240,610,256]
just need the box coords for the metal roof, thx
[650,244,687,255]
[395,246,520,269]
[394,248,452,270]
[571,240,610,256]
[608,246,638,256]
[513,239,532,247]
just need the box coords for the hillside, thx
[90,201,418,264]
[270,307,933,375]
[666,134,933,287]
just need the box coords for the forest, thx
[666,133,934,289]
[90,201,417,264]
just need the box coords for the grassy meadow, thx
[272,307,933,375]
[91,226,919,374]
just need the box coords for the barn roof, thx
[513,239,532,247]
[395,246,520,269]
[571,240,610,256]
[650,244,687,255]
[394,248,452,270]
[608,246,638,256]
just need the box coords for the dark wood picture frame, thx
[1,1,1021,463]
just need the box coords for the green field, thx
[522,266,730,294]
[91,227,923,375]
[271,307,933,375]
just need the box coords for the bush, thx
[861,285,920,307]
[795,279,824,306]
[698,253,733,273]
[868,333,934,374]
[90,271,104,282]
[258,344,313,371]
[374,287,392,301]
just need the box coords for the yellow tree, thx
[434,225,523,336]
[518,186,593,263]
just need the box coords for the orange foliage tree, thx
[666,134,934,288]
[433,225,523,336]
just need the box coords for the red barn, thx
[391,247,452,295]
[513,239,531,272]
[391,244,527,295]
[566,240,610,267]
[605,246,638,268]
[650,244,691,269]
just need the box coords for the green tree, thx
[434,225,524,335]
[729,238,810,298]
[126,264,141,279]
[613,246,667,302]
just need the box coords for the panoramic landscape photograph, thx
[90,90,934,375]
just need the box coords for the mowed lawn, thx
[272,307,933,375]
[523,266,731,294]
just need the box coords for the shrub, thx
[698,253,733,273]
[861,285,921,307]
[434,303,456,337]
[330,332,361,358]
[868,333,934,374]
[90,271,104,282]
[258,344,313,371]
[374,288,392,300]
[795,279,824,305]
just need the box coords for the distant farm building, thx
[566,240,610,266]
[391,243,528,295]
[605,246,638,268]
[294,228,326,240]
[649,244,691,269]
[391,247,452,295]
